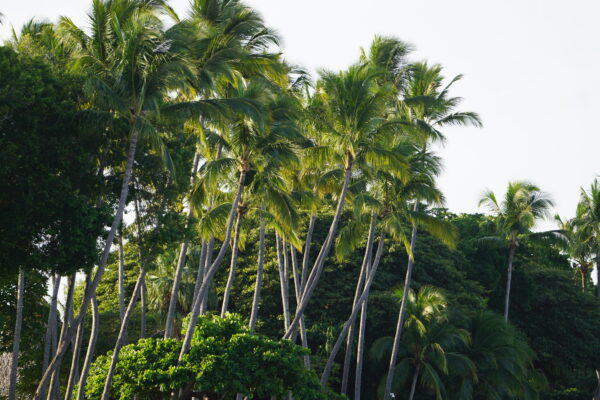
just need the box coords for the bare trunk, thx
[134,192,146,339]
[100,267,147,400]
[596,255,600,299]
[192,240,208,307]
[284,163,353,340]
[301,215,317,292]
[249,211,266,332]
[64,311,84,400]
[504,246,516,321]
[383,220,418,400]
[341,214,376,394]
[140,280,147,338]
[75,292,99,400]
[221,212,243,317]
[200,237,215,314]
[407,365,421,400]
[35,129,139,399]
[178,168,247,361]
[276,234,291,331]
[118,229,126,322]
[290,244,310,368]
[8,268,24,400]
[165,152,201,338]
[321,230,386,385]
[40,274,61,400]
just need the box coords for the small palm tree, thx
[576,178,600,298]
[555,215,594,292]
[479,181,554,320]
[371,286,472,400]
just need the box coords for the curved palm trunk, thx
[64,311,84,400]
[290,244,310,368]
[221,212,243,317]
[249,211,266,331]
[504,245,516,321]
[35,129,139,399]
[100,267,147,400]
[284,163,353,340]
[8,268,24,400]
[40,274,61,400]
[354,292,368,400]
[341,214,376,394]
[179,169,247,361]
[165,152,201,339]
[407,365,421,400]
[276,234,291,330]
[301,215,317,290]
[192,240,208,307]
[383,222,418,400]
[75,292,99,400]
[200,237,215,314]
[321,230,386,385]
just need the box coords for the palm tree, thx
[372,286,472,400]
[35,1,200,396]
[479,181,554,320]
[576,178,600,298]
[556,215,594,292]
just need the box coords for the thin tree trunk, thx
[276,234,291,331]
[134,191,146,339]
[64,310,84,400]
[321,230,386,385]
[221,212,243,317]
[165,152,201,338]
[301,214,317,292]
[179,168,247,361]
[8,268,24,400]
[504,245,516,321]
[596,254,600,299]
[35,129,139,399]
[290,244,310,368]
[341,214,376,394]
[200,237,215,314]
[118,228,126,322]
[383,220,418,400]
[49,274,76,400]
[580,268,588,292]
[140,280,147,338]
[354,216,377,400]
[192,240,208,307]
[407,365,421,400]
[284,163,353,340]
[40,274,61,400]
[100,268,146,400]
[76,292,99,400]
[592,370,600,400]
[249,210,266,332]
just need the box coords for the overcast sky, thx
[2,0,599,230]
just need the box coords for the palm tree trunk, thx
[100,267,147,400]
[276,234,291,330]
[134,192,146,339]
[40,274,61,400]
[118,228,126,323]
[76,292,99,400]
[301,215,317,291]
[321,230,386,385]
[165,152,201,338]
[200,237,215,314]
[221,212,243,317]
[35,129,139,399]
[504,245,516,321]
[284,162,353,340]
[8,268,24,400]
[290,244,310,368]
[49,274,76,400]
[249,210,266,332]
[596,254,600,299]
[192,240,208,307]
[341,214,376,394]
[178,168,247,362]
[407,365,421,400]
[140,280,147,338]
[64,312,84,400]
[383,221,418,400]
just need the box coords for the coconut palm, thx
[576,178,600,298]
[555,215,594,292]
[371,286,473,400]
[479,181,554,321]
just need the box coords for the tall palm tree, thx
[479,181,554,320]
[576,178,600,298]
[35,0,200,396]
[372,286,473,400]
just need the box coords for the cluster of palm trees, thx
[14,0,598,399]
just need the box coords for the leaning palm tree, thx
[479,181,554,321]
[576,178,600,298]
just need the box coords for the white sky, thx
[2,0,600,231]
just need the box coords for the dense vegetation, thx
[0,1,599,399]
